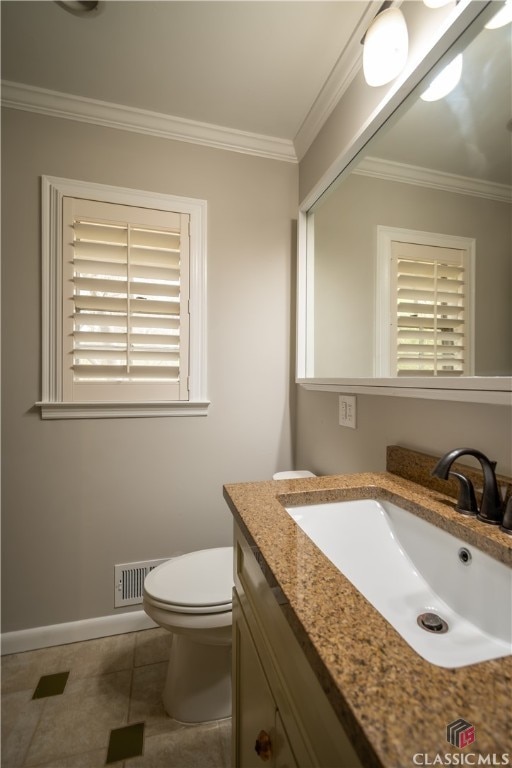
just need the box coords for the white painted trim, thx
[297,379,512,406]
[1,80,297,163]
[355,157,512,203]
[41,177,63,403]
[1,611,157,655]
[296,210,308,380]
[40,176,208,417]
[37,401,210,419]
[298,376,511,391]
[296,209,317,380]
[294,1,379,161]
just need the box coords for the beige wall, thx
[1,108,297,632]
[295,388,512,477]
[2,3,510,639]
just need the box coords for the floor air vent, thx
[114,558,169,608]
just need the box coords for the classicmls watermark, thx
[447,720,476,750]
[412,720,510,766]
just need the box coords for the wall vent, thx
[114,558,169,608]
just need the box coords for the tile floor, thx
[1,628,231,768]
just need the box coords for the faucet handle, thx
[500,497,512,535]
[448,471,478,516]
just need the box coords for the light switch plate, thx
[339,395,357,428]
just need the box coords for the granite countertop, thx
[223,470,512,768]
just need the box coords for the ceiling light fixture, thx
[420,54,463,102]
[363,7,409,87]
[485,0,512,29]
[56,1,100,15]
[422,0,456,8]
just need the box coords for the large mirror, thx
[302,5,511,393]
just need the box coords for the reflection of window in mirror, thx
[375,227,475,377]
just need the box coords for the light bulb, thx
[420,54,463,102]
[485,0,512,29]
[56,1,99,14]
[363,8,409,88]
[422,0,455,8]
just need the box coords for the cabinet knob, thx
[255,729,272,761]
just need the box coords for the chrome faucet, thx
[432,448,504,525]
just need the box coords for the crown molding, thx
[1,80,297,163]
[354,156,512,203]
[293,1,381,161]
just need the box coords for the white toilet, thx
[143,546,234,723]
[143,470,316,724]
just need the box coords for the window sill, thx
[36,401,211,420]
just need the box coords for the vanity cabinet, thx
[232,522,362,768]
[233,593,299,767]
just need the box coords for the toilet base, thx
[163,634,232,723]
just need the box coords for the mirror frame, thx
[296,0,512,406]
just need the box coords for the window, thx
[376,227,475,377]
[40,177,208,418]
[63,198,189,402]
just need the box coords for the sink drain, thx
[417,612,449,633]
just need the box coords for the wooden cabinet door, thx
[233,593,277,767]
[274,712,299,768]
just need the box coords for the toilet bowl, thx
[143,546,234,723]
[144,472,315,724]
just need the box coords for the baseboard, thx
[1,610,158,655]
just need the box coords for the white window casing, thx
[376,226,475,378]
[39,176,208,418]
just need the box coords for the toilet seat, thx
[144,546,233,615]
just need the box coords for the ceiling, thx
[1,0,375,156]
[3,1,510,180]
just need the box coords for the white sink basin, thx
[285,498,512,668]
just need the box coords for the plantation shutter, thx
[62,197,190,402]
[390,241,469,376]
